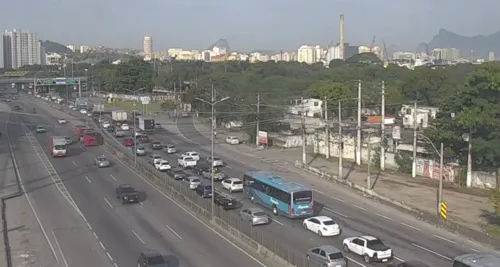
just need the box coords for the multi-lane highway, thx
[29,95,499,267]
[9,96,268,267]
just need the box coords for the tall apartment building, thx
[143,34,152,59]
[2,29,41,69]
[297,45,317,64]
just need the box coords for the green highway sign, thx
[43,79,53,85]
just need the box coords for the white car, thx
[177,156,197,169]
[164,145,176,154]
[102,121,111,129]
[221,178,243,192]
[303,216,341,237]
[57,119,66,124]
[155,160,171,171]
[149,154,162,166]
[87,113,93,117]
[225,136,240,145]
[120,124,130,130]
[207,156,224,167]
[136,147,147,156]
[134,130,143,137]
[342,236,393,263]
[182,151,200,161]
[80,109,87,114]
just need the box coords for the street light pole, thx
[438,142,444,214]
[123,87,147,167]
[195,85,229,220]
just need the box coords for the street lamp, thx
[462,132,472,188]
[195,85,229,220]
[123,87,147,167]
[418,133,444,216]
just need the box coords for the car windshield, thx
[97,157,106,161]
[233,181,243,185]
[137,148,145,151]
[367,239,385,247]
[161,161,169,165]
[167,145,174,148]
[153,156,161,159]
[64,137,71,140]
[191,178,200,183]
[191,153,199,156]
[323,220,336,225]
[147,256,165,265]
[293,190,312,203]
[204,186,212,190]
[153,141,160,144]
[253,211,266,216]
[121,187,135,193]
[185,158,195,162]
[328,252,344,260]
[214,157,221,160]
[54,145,66,150]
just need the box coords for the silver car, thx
[94,155,110,168]
[307,245,347,267]
[183,176,201,190]
[239,208,269,226]
[164,145,176,154]
[136,147,147,156]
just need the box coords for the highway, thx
[12,96,268,267]
[37,95,497,267]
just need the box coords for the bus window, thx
[293,191,312,203]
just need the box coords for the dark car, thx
[151,141,162,150]
[139,135,150,143]
[115,184,139,204]
[388,261,430,267]
[195,184,212,198]
[137,250,167,267]
[167,168,186,180]
[193,163,210,176]
[13,105,21,110]
[214,191,239,210]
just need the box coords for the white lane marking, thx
[394,256,405,262]
[433,234,456,244]
[99,241,106,250]
[165,224,183,240]
[494,251,500,256]
[93,232,99,239]
[171,139,178,144]
[412,243,452,260]
[132,230,146,244]
[103,198,113,209]
[271,218,284,225]
[400,222,421,231]
[313,190,346,203]
[329,196,345,202]
[375,213,393,221]
[324,207,348,218]
[108,149,268,267]
[106,252,114,262]
[345,256,366,267]
[85,176,92,183]
[226,165,233,169]
[72,160,77,166]
[52,231,69,267]
[109,174,117,181]
[352,204,367,211]
[8,128,61,264]
[471,248,480,252]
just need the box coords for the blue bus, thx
[243,171,314,218]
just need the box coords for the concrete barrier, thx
[294,161,500,250]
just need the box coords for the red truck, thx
[74,126,99,146]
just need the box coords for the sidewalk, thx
[192,118,497,235]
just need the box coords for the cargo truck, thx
[112,110,128,123]
[50,136,68,157]
[74,126,100,146]
[138,117,155,134]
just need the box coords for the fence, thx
[70,111,323,267]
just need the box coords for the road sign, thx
[43,79,53,85]
[140,96,151,105]
[440,201,447,219]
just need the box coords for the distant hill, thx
[207,39,230,52]
[416,29,500,58]
[41,40,73,54]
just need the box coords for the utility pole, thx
[356,80,362,165]
[324,96,330,159]
[367,133,372,189]
[195,86,229,220]
[338,100,343,179]
[255,94,260,146]
[412,100,418,178]
[438,142,444,215]
[380,81,385,170]
[301,97,307,164]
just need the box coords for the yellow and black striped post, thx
[440,201,447,219]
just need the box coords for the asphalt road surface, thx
[12,97,267,267]
[33,95,500,267]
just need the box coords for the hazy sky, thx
[0,0,498,52]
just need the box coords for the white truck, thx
[112,110,128,123]
[342,236,393,263]
[177,156,196,169]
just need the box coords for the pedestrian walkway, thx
[192,118,496,235]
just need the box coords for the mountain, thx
[416,29,500,58]
[207,39,230,52]
[41,40,73,54]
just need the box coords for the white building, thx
[167,48,182,58]
[297,45,317,64]
[212,46,227,56]
[66,45,76,52]
[80,45,90,53]
[45,53,62,65]
[200,50,211,62]
[143,34,152,59]
[325,45,342,63]
[2,29,41,69]
[399,104,439,129]
[288,98,323,117]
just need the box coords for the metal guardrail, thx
[67,109,323,267]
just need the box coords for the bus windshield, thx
[54,145,67,150]
[293,190,312,203]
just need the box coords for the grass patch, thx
[485,224,500,238]
[104,101,162,113]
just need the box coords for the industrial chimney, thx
[340,14,345,60]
